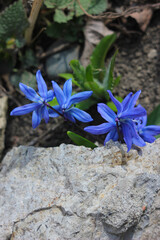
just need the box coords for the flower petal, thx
[139,133,156,143]
[122,92,133,111]
[67,91,93,108]
[121,123,132,152]
[32,107,42,128]
[104,128,118,144]
[36,70,48,99]
[10,103,41,116]
[42,105,49,123]
[19,83,42,103]
[121,106,146,119]
[128,90,141,109]
[63,79,72,99]
[52,81,65,107]
[142,125,160,136]
[46,90,54,102]
[67,107,93,122]
[64,112,76,123]
[98,103,116,123]
[107,90,123,115]
[48,105,61,118]
[84,122,115,135]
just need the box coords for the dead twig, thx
[76,0,160,22]
[38,42,71,60]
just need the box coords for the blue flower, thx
[10,70,54,128]
[135,113,160,143]
[84,90,146,151]
[48,79,93,123]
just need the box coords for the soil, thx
[2,2,160,158]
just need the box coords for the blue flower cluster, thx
[10,70,160,152]
[10,70,93,128]
[84,90,160,152]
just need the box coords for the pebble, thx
[45,45,80,78]
[147,49,157,59]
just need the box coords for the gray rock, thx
[0,96,8,159]
[0,140,160,239]
[45,45,80,78]
[147,49,157,59]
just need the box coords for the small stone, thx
[45,45,80,78]
[147,49,157,59]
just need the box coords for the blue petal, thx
[107,90,123,115]
[122,92,133,111]
[98,103,116,123]
[142,125,160,136]
[104,128,118,144]
[132,134,146,147]
[127,90,141,109]
[10,103,41,116]
[64,112,76,123]
[121,106,146,119]
[67,91,93,108]
[42,105,49,123]
[135,113,147,130]
[121,123,132,152]
[63,79,72,100]
[19,83,42,103]
[36,70,48,99]
[32,107,42,128]
[67,107,93,122]
[46,90,54,102]
[48,105,61,118]
[52,81,65,107]
[139,133,156,143]
[84,122,116,135]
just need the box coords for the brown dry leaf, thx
[129,8,153,32]
[80,20,114,66]
[84,20,114,45]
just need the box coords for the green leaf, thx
[103,50,118,93]
[87,0,107,14]
[90,34,116,81]
[48,97,58,107]
[107,96,123,112]
[0,0,29,42]
[76,98,97,110]
[70,59,86,88]
[54,9,74,23]
[86,64,94,82]
[85,80,105,98]
[44,0,72,8]
[58,73,80,87]
[147,104,160,125]
[67,131,97,149]
[10,71,37,89]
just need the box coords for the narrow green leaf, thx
[90,34,116,81]
[48,97,58,107]
[58,73,80,87]
[147,104,160,125]
[76,98,97,110]
[86,64,94,82]
[67,131,97,149]
[103,50,118,92]
[70,59,86,88]
[107,96,123,112]
[84,81,105,98]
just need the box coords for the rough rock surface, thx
[0,96,8,159]
[0,140,160,240]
